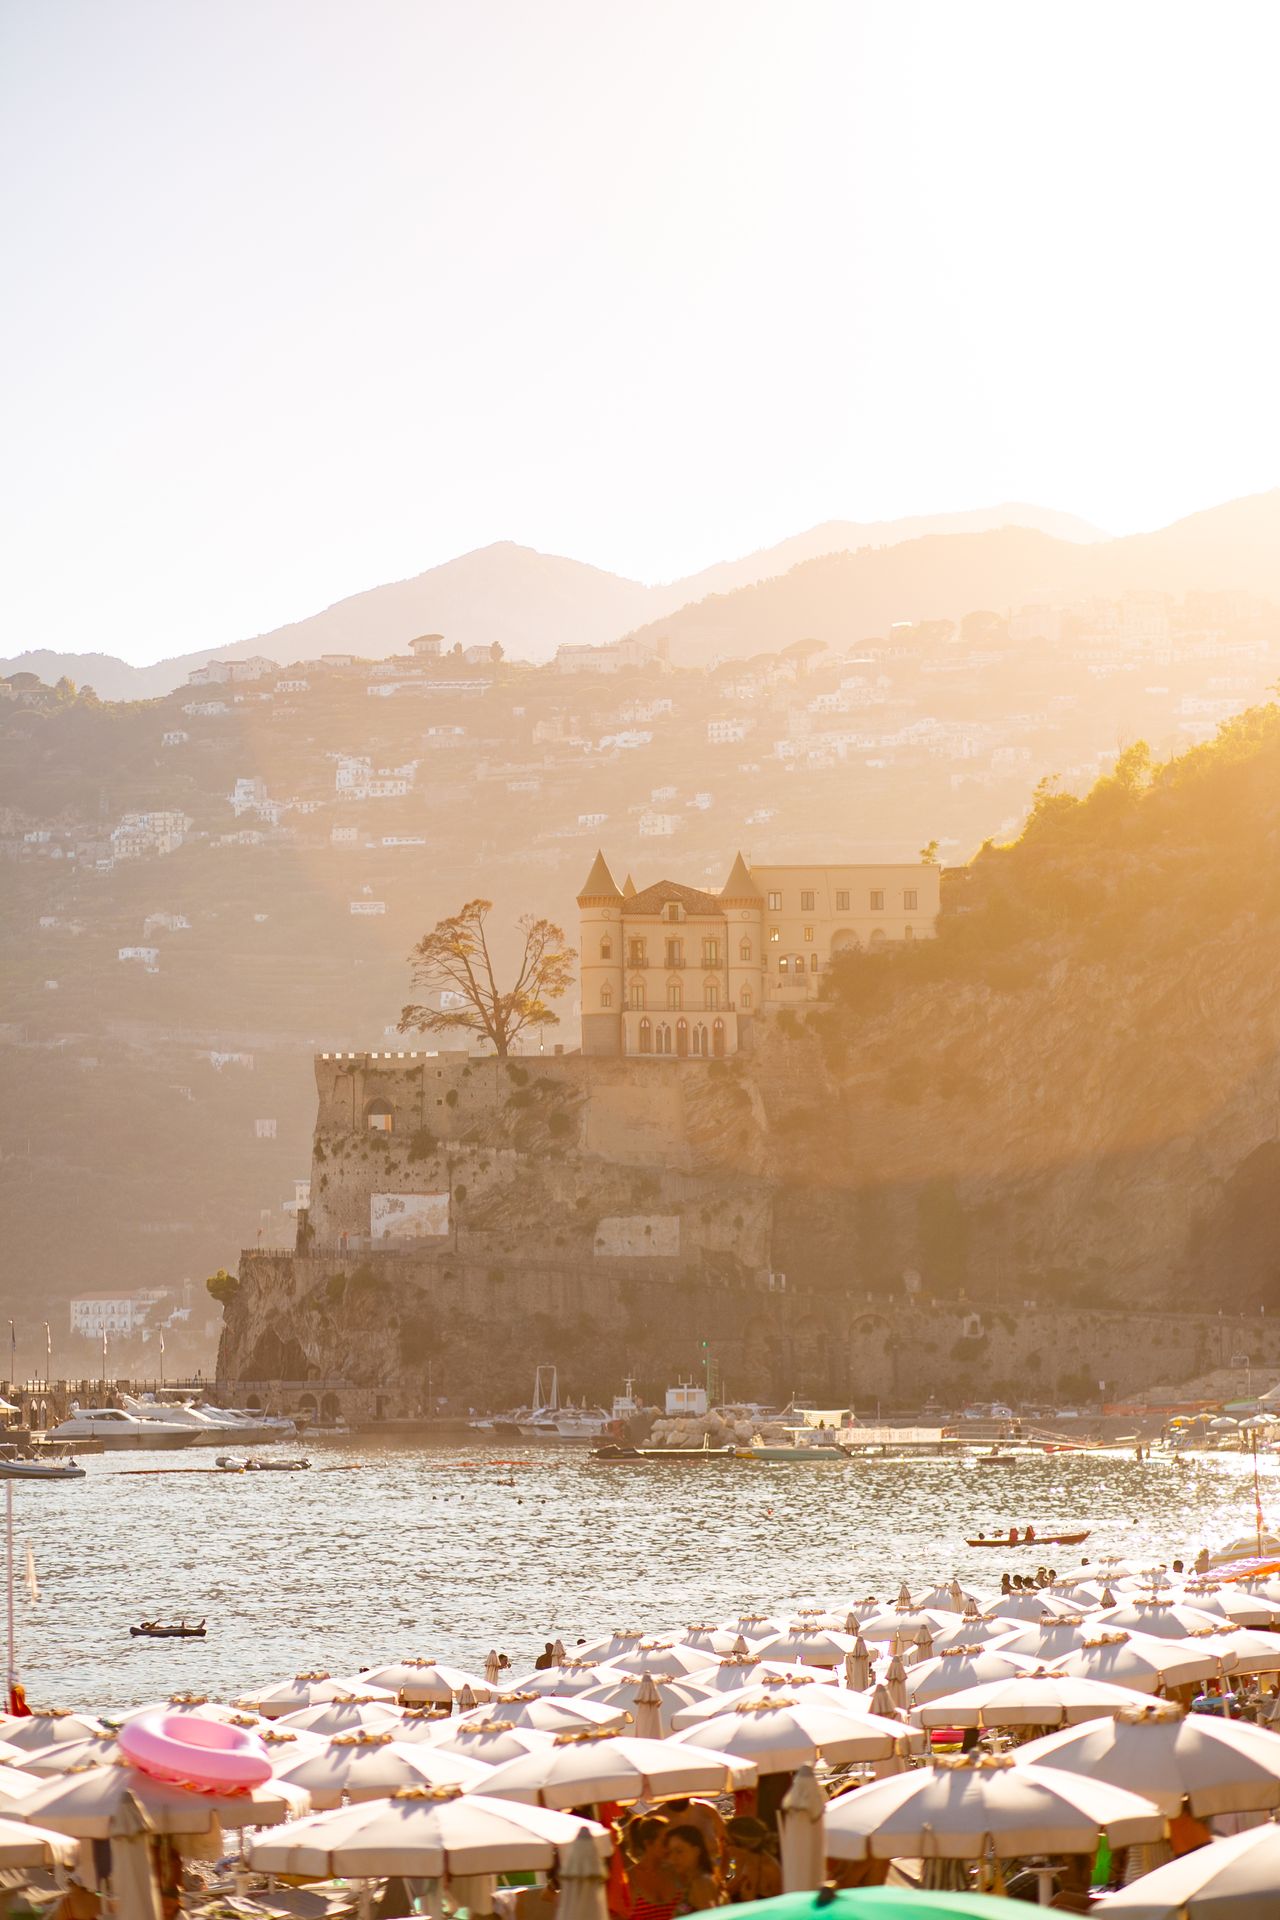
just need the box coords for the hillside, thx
[0,500,1106,696]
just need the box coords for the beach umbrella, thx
[1095,1822,1280,1916]
[279,1699,404,1737]
[866,1684,898,1721]
[1196,1628,1280,1675]
[249,1786,611,1878]
[670,1684,907,1731]
[672,1697,923,1767]
[1050,1629,1227,1693]
[431,1722,555,1766]
[476,1730,754,1807]
[1021,1700,1280,1816]
[822,1755,1164,1860]
[754,1629,857,1669]
[359,1661,491,1704]
[914,1672,1155,1729]
[778,1765,825,1893]
[620,1641,718,1679]
[1185,1585,1280,1628]
[244,1673,382,1720]
[973,1589,1083,1623]
[911,1629,934,1666]
[382,1708,454,1744]
[1096,1599,1226,1640]
[458,1695,628,1735]
[0,1761,42,1812]
[884,1657,909,1713]
[0,1711,107,1752]
[557,1823,609,1920]
[484,1652,502,1687]
[926,1615,1021,1653]
[17,1732,124,1777]
[107,1789,164,1920]
[0,1811,80,1870]
[725,1614,789,1640]
[258,1725,331,1772]
[708,1892,1051,1919]
[698,1654,771,1691]
[577,1673,709,1738]
[275,1731,490,1806]
[904,1647,1034,1707]
[575,1630,647,1663]
[997,1616,1102,1661]
[857,1609,954,1644]
[504,1661,627,1698]
[917,1584,984,1615]
[18,1761,310,1837]
[680,1625,744,1656]
[844,1639,871,1691]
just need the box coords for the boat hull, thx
[965,1531,1090,1547]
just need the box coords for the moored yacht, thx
[46,1407,202,1451]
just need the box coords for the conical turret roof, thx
[721,851,760,901]
[577,849,622,903]
[622,873,637,898]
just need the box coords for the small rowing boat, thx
[966,1529,1090,1548]
[215,1456,311,1472]
[130,1620,207,1639]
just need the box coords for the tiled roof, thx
[625,880,723,916]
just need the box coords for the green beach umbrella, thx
[722,1891,1033,1919]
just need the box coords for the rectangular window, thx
[870,890,884,911]
[768,926,780,943]
[903,888,918,911]
[767,891,782,911]
[629,983,645,1009]
[800,889,815,912]
[665,938,684,969]
[835,889,850,912]
[705,982,719,1009]
[803,926,814,942]
[627,938,647,969]
[702,938,720,968]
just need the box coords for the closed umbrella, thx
[1020,1700,1280,1816]
[1050,1629,1226,1693]
[627,1675,662,1741]
[915,1672,1154,1729]
[280,1700,404,1737]
[484,1652,502,1687]
[276,1731,490,1805]
[823,1755,1164,1860]
[844,1640,871,1691]
[477,1730,754,1807]
[107,1790,164,1920]
[778,1765,825,1894]
[672,1697,922,1767]
[884,1657,909,1713]
[1095,1823,1280,1917]
[557,1823,609,1920]
[249,1786,611,1879]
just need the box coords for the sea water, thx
[13,1439,1268,1711]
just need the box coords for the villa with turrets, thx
[577,850,940,1058]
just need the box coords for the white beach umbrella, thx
[1097,1599,1227,1640]
[18,1733,124,1777]
[856,1607,955,1644]
[696,1655,773,1692]
[504,1662,628,1698]
[1050,1629,1227,1693]
[915,1672,1155,1729]
[431,1722,555,1766]
[670,1683,906,1730]
[779,1765,826,1893]
[1096,1822,1280,1917]
[678,1626,743,1657]
[275,1731,490,1806]
[249,1786,611,1879]
[753,1629,858,1668]
[575,1631,647,1663]
[0,1812,79,1870]
[458,1695,629,1735]
[359,1660,491,1704]
[998,1616,1105,1661]
[0,1761,42,1812]
[904,1646,1036,1707]
[258,1725,331,1772]
[577,1674,709,1738]
[927,1614,1022,1652]
[823,1754,1165,1859]
[244,1673,382,1720]
[618,1642,718,1679]
[107,1788,164,1920]
[279,1699,404,1737]
[917,1584,985,1614]
[1183,1585,1280,1628]
[18,1761,310,1837]
[1021,1701,1280,1816]
[975,1589,1085,1624]
[884,1656,909,1712]
[671,1696,922,1767]
[1195,1628,1280,1675]
[476,1731,754,1807]
[383,1708,454,1744]
[724,1614,788,1640]
[0,1711,107,1753]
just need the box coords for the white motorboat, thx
[517,1364,562,1440]
[554,1405,612,1441]
[119,1394,296,1445]
[46,1408,202,1451]
[0,1446,85,1481]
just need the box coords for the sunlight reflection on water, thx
[16,1439,1270,1710]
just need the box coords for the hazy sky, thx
[4,1,1279,664]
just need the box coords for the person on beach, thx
[662,1797,729,1867]
[534,1642,556,1670]
[624,1815,679,1920]
[664,1825,725,1911]
[724,1817,780,1903]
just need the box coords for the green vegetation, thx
[205,1267,239,1307]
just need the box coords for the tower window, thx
[740,986,753,1008]
[738,938,752,962]
[629,981,645,1009]
[627,938,648,968]
[600,934,612,959]
[768,927,780,943]
[599,983,612,1008]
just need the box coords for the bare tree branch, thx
[398,900,576,1058]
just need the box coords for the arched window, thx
[870,928,886,949]
[629,981,645,1010]
[600,982,612,1008]
[365,1098,394,1132]
[740,986,753,1009]
[666,979,682,1010]
[693,1024,708,1057]
[704,981,719,1010]
[638,1017,652,1055]
[778,956,789,974]
[712,1018,726,1059]
[676,1018,689,1058]
[600,934,613,959]
[738,937,752,962]
[809,952,818,972]
[657,1023,672,1055]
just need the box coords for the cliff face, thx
[217,705,1280,1406]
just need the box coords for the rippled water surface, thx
[12,1440,1274,1712]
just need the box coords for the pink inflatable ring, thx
[119,1710,272,1791]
